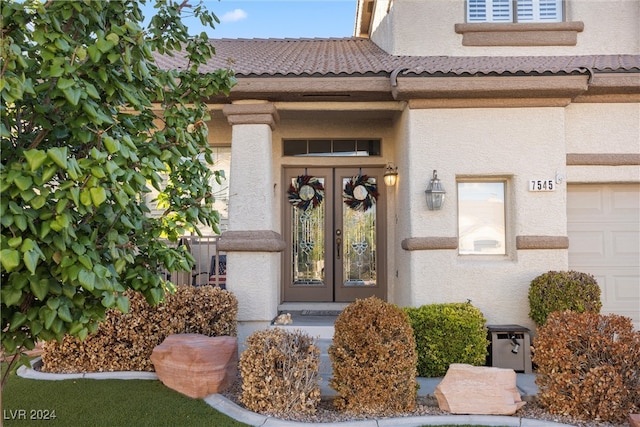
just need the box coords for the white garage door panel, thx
[613,189,640,211]
[568,230,606,256]
[568,184,640,330]
[615,275,640,300]
[613,231,640,256]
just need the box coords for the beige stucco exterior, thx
[365,0,640,56]
[391,107,570,331]
[196,1,639,343]
[210,100,638,343]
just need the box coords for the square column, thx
[220,101,283,346]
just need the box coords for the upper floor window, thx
[467,0,563,23]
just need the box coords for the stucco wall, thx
[206,99,637,337]
[388,107,413,307]
[565,103,640,183]
[369,0,640,56]
[566,103,640,154]
[399,107,570,329]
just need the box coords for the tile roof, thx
[154,37,640,77]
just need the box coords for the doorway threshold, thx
[274,303,348,339]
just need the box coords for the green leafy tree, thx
[0,0,235,385]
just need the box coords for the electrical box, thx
[487,324,532,374]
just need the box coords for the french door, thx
[283,167,386,302]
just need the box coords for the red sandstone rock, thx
[151,334,238,398]
[434,363,526,415]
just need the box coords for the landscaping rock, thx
[434,363,525,415]
[151,334,238,398]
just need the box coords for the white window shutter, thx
[468,0,513,23]
[491,0,513,22]
[517,0,535,21]
[537,0,562,22]
[517,0,563,22]
[467,0,488,22]
[468,0,562,23]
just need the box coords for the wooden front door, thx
[283,167,386,302]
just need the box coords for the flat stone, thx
[151,334,238,399]
[434,363,526,415]
[630,414,640,427]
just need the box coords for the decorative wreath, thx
[343,174,379,212]
[288,175,324,211]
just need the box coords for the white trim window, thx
[458,181,506,255]
[467,0,563,23]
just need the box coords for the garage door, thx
[568,184,640,329]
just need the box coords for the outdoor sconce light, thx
[425,170,446,210]
[383,163,398,187]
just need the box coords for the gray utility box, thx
[487,324,532,374]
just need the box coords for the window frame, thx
[283,139,382,157]
[466,0,564,24]
[457,178,510,257]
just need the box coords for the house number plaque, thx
[528,179,556,192]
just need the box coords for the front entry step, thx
[271,309,341,339]
[270,311,339,377]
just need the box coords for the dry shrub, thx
[533,310,640,424]
[329,296,418,416]
[42,285,237,373]
[239,328,320,416]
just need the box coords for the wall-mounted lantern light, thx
[383,163,398,187]
[425,170,446,210]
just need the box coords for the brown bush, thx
[42,285,237,373]
[239,328,320,416]
[329,296,418,416]
[533,310,640,424]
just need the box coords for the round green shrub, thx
[329,296,418,416]
[404,302,488,378]
[528,270,602,326]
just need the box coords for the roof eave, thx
[392,74,589,100]
[203,72,640,105]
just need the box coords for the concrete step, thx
[317,338,332,376]
[272,323,335,340]
[269,311,339,380]
[270,310,338,339]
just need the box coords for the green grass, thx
[2,365,249,427]
[2,364,508,427]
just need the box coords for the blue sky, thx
[142,0,357,39]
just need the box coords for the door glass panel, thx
[342,177,377,287]
[291,178,325,286]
